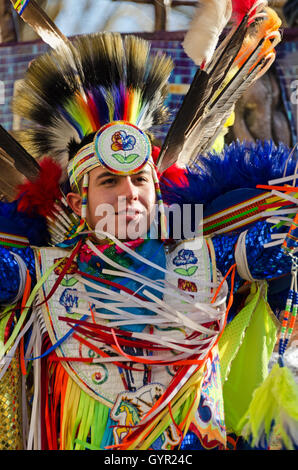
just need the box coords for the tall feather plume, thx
[0,149,25,202]
[0,124,42,203]
[12,33,173,180]
[182,0,233,67]
[203,0,267,75]
[0,125,40,181]
[157,10,250,172]
[10,0,70,51]
[157,0,281,172]
[186,5,282,167]
[184,40,267,166]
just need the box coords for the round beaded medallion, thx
[94,121,152,175]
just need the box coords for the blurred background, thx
[0,1,297,143]
[1,0,297,40]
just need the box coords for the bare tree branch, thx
[0,0,17,43]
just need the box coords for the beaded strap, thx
[278,254,298,366]
[68,143,99,190]
[14,0,30,15]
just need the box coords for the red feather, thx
[152,146,163,179]
[16,157,62,218]
[151,145,161,165]
[231,0,259,24]
[152,147,188,187]
[160,164,188,188]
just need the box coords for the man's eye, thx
[102,178,115,185]
[136,176,148,182]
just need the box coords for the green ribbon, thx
[0,258,62,359]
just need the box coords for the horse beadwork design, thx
[112,397,143,443]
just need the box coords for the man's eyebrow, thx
[95,168,151,182]
[135,168,152,175]
[95,172,116,181]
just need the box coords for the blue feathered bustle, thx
[160,140,297,210]
[0,200,49,246]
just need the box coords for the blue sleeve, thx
[244,221,292,280]
[212,221,292,290]
[0,245,36,305]
[212,230,241,290]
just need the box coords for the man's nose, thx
[119,177,138,200]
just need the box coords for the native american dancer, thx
[0,0,297,451]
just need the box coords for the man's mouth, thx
[116,208,145,221]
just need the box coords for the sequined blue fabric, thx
[212,230,242,290]
[179,431,224,450]
[213,221,293,290]
[179,431,268,451]
[245,221,292,279]
[0,246,36,304]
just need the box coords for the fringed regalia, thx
[0,0,297,451]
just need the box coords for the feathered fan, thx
[157,0,282,173]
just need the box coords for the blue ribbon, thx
[27,314,89,361]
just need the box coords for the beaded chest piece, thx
[34,237,227,407]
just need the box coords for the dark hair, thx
[67,132,96,161]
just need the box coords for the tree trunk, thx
[154,0,172,31]
[0,0,17,43]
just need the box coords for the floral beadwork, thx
[178,279,198,292]
[91,365,109,385]
[111,130,139,164]
[111,131,136,152]
[173,249,198,266]
[54,257,78,286]
[173,249,198,277]
[59,288,79,314]
[54,257,78,275]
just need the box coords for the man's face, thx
[68,164,157,240]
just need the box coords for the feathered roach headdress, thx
[13,32,173,180]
